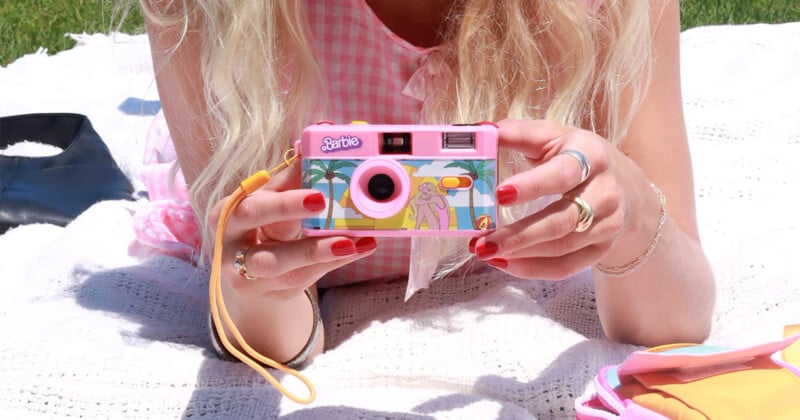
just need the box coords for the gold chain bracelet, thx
[595,183,666,277]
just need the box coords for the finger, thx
[225,189,327,239]
[508,199,623,260]
[496,156,587,205]
[504,231,612,260]
[500,227,615,260]
[486,246,606,281]
[231,251,374,295]
[476,191,617,259]
[208,161,304,233]
[496,131,608,206]
[258,160,319,240]
[225,236,378,292]
[264,158,302,192]
[475,199,582,259]
[267,250,376,292]
[496,118,570,160]
[259,221,303,243]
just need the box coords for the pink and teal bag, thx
[576,327,800,419]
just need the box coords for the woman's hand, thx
[471,118,659,280]
[210,162,378,297]
[207,161,377,361]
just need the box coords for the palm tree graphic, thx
[304,160,357,229]
[444,160,495,228]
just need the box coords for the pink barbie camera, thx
[297,121,498,237]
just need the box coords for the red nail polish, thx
[496,185,519,205]
[488,258,508,269]
[468,237,478,254]
[303,193,326,212]
[355,237,378,253]
[476,241,499,259]
[331,239,356,256]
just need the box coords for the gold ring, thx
[560,149,591,184]
[233,248,257,281]
[564,194,594,233]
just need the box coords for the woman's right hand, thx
[210,161,377,297]
[208,161,377,361]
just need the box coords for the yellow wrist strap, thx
[208,149,316,404]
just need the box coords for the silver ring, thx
[563,194,594,233]
[233,248,257,281]
[560,149,591,183]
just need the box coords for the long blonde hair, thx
[140,0,652,272]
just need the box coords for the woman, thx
[137,0,715,371]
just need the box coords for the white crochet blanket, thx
[1,23,798,419]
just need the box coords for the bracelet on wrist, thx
[208,287,321,369]
[285,288,322,369]
[594,183,666,277]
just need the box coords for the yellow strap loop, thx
[208,149,316,404]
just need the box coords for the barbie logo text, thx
[320,135,362,153]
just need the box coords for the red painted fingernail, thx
[476,241,499,259]
[468,237,478,254]
[303,193,326,212]
[355,237,378,253]
[488,258,508,269]
[331,239,356,256]
[496,185,519,205]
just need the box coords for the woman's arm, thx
[141,3,362,365]
[592,0,715,345]
[477,0,714,347]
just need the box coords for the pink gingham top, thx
[135,0,451,287]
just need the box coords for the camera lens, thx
[367,174,395,201]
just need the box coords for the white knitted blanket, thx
[1,23,798,419]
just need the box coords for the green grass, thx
[680,0,800,30]
[1,1,800,66]
[0,0,144,67]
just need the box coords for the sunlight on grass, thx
[681,0,800,30]
[0,0,143,66]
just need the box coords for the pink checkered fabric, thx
[134,0,453,285]
[306,0,440,123]
[139,108,189,202]
[306,0,446,287]
[133,109,201,262]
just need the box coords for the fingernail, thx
[468,237,478,254]
[476,241,499,259]
[496,185,519,205]
[355,237,378,253]
[331,239,356,256]
[488,258,508,269]
[303,193,326,212]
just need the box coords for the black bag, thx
[0,113,134,233]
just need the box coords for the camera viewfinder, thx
[381,132,412,154]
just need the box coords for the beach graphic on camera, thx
[302,158,496,233]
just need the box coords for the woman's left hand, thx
[471,118,657,280]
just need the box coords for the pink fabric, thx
[133,0,454,284]
[140,109,189,202]
[132,109,200,262]
[132,199,201,261]
[302,0,452,286]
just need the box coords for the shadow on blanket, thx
[74,260,209,348]
[321,268,606,352]
[72,254,608,418]
[414,340,621,418]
